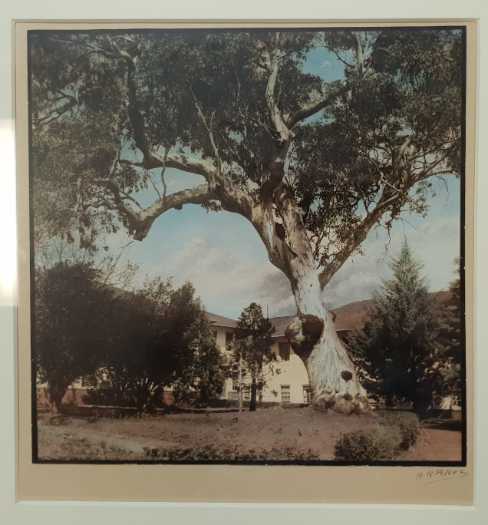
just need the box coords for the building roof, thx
[206,299,372,335]
[206,291,451,336]
[205,312,237,329]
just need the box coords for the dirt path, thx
[403,428,463,461]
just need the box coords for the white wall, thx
[215,326,310,404]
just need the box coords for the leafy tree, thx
[29,28,464,412]
[92,280,175,413]
[436,262,464,399]
[234,303,275,411]
[171,313,226,407]
[34,261,115,411]
[92,280,225,411]
[352,240,447,412]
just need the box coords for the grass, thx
[36,406,462,463]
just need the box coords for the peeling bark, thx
[286,275,369,415]
[110,45,369,414]
[253,197,369,414]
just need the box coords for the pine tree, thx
[234,303,275,412]
[352,240,444,412]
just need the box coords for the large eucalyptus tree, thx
[30,27,464,413]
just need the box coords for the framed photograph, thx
[14,18,476,505]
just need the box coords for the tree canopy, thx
[30,28,464,285]
[87,280,224,412]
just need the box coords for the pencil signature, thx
[416,468,468,484]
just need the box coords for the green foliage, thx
[379,411,420,450]
[234,303,276,411]
[334,426,403,462]
[34,261,115,410]
[29,29,464,274]
[87,280,224,412]
[335,411,420,461]
[352,240,447,411]
[35,255,225,414]
[171,313,226,407]
[89,278,177,413]
[436,263,464,396]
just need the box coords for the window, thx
[229,390,239,401]
[278,342,290,361]
[280,384,291,404]
[303,385,312,404]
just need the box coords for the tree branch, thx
[286,84,348,129]
[119,152,217,181]
[190,89,222,189]
[103,178,215,241]
[35,95,78,128]
[264,39,293,144]
[318,188,402,288]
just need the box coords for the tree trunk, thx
[285,265,369,414]
[253,198,369,414]
[238,356,243,413]
[249,375,257,412]
[48,382,66,414]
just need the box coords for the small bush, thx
[143,444,319,462]
[380,412,420,450]
[334,426,402,462]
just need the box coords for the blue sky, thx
[99,39,462,319]
[104,173,460,319]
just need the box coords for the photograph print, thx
[28,25,467,465]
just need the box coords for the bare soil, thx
[403,428,463,461]
[36,406,462,462]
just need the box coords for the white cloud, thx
[150,236,287,317]
[325,214,460,307]
[95,200,461,318]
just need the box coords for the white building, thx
[206,310,356,406]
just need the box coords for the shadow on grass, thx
[420,418,463,432]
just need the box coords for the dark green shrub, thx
[380,411,420,450]
[334,426,402,462]
[143,444,319,462]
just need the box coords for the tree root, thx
[313,391,370,415]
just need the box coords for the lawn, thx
[36,406,462,463]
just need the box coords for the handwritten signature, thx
[416,468,468,484]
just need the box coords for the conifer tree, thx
[353,240,444,412]
[234,303,275,411]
